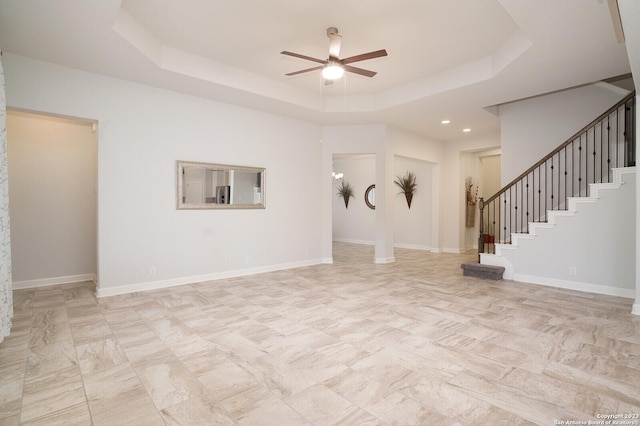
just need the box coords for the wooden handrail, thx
[479,90,635,256]
[483,91,635,206]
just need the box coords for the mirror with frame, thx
[176,161,265,209]
[365,184,375,209]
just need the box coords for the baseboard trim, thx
[13,273,96,290]
[332,238,374,245]
[632,302,640,316]
[442,247,465,254]
[96,259,323,298]
[374,257,395,264]
[513,273,636,299]
[394,243,430,251]
[335,240,433,252]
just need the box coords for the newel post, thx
[477,197,485,262]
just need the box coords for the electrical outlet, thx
[569,266,577,276]
[245,256,251,264]
[225,258,231,265]
[149,266,157,275]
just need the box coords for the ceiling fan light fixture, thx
[322,61,344,80]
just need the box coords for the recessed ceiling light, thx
[441,120,451,124]
[463,128,471,132]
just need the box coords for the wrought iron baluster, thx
[504,191,508,244]
[492,199,496,252]
[544,161,547,220]
[476,92,634,261]
[537,166,541,222]
[600,119,603,183]
[526,174,529,232]
[616,105,621,168]
[607,114,611,181]
[578,136,582,196]
[593,126,597,184]
[563,146,567,209]
[550,158,555,211]
[511,182,519,232]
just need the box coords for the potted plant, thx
[394,171,417,208]
[336,181,355,208]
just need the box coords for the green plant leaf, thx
[394,171,417,194]
[337,181,355,199]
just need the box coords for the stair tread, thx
[512,233,535,239]
[569,197,598,202]
[461,262,504,280]
[549,210,575,215]
[590,182,621,188]
[530,222,554,228]
[480,167,635,260]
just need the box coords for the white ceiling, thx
[0,0,632,141]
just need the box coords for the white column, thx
[617,0,640,314]
[374,146,394,263]
[0,51,14,342]
[430,164,441,252]
[634,93,640,315]
[320,136,334,263]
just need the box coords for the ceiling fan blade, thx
[281,51,327,65]
[341,49,388,65]
[344,64,377,78]
[328,33,342,59]
[285,65,323,76]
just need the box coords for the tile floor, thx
[1,243,639,425]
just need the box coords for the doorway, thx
[7,110,98,288]
[331,153,435,261]
[331,154,376,257]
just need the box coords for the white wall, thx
[498,170,636,298]
[440,133,501,252]
[499,83,630,184]
[495,82,636,301]
[321,125,390,263]
[617,0,640,314]
[387,126,443,251]
[4,53,323,296]
[463,151,502,250]
[326,123,494,256]
[323,125,500,255]
[7,111,97,286]
[462,151,481,249]
[323,125,446,261]
[393,156,432,250]
[331,154,434,250]
[332,155,376,244]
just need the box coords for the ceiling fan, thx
[281,27,387,83]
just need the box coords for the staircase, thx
[476,91,636,296]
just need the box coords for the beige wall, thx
[480,154,501,199]
[7,111,97,285]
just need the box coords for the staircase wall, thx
[499,83,630,185]
[491,169,635,298]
